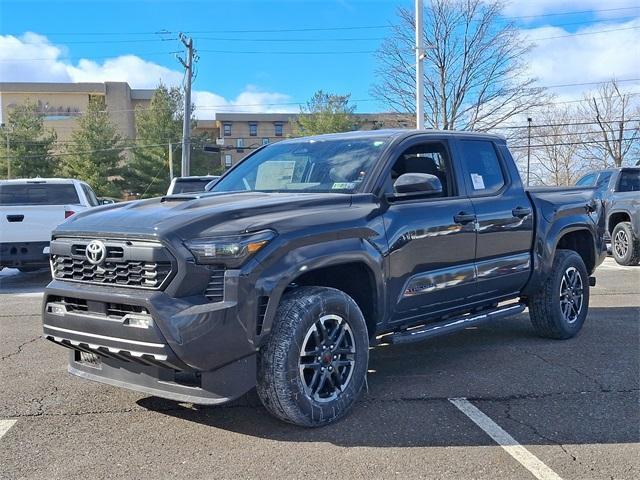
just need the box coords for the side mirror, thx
[99,198,116,205]
[392,173,443,196]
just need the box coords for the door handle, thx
[7,215,24,222]
[511,207,532,218]
[453,212,476,224]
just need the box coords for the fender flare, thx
[252,237,385,342]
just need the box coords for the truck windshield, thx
[210,137,390,194]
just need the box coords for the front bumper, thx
[42,269,261,404]
[0,241,49,268]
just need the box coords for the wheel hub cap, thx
[614,230,629,258]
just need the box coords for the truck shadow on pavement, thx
[138,307,640,448]
[0,268,51,294]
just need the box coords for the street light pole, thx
[178,34,195,177]
[415,0,425,130]
[526,117,532,187]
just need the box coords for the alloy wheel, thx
[298,314,356,403]
[559,266,584,324]
[614,229,629,258]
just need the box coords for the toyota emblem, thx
[85,240,106,265]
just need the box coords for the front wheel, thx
[612,222,640,266]
[529,249,590,339]
[257,286,369,427]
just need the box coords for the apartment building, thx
[194,112,413,167]
[0,82,153,141]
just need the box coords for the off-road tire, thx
[612,222,640,266]
[257,286,369,427]
[529,249,590,339]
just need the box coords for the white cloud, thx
[0,33,293,116]
[192,86,296,119]
[503,0,640,20]
[521,18,640,99]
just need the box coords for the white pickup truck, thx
[0,178,100,271]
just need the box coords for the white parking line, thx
[0,419,17,440]
[449,398,563,480]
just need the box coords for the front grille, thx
[50,237,174,290]
[204,267,225,302]
[106,302,148,319]
[52,256,171,288]
[48,295,88,313]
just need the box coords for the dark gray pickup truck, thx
[42,130,606,426]
[577,167,640,265]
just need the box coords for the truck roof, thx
[277,128,506,144]
[0,178,85,185]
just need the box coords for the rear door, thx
[455,139,534,303]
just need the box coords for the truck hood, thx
[54,191,354,239]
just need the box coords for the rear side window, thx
[0,183,80,205]
[81,184,100,206]
[617,170,640,192]
[458,140,505,196]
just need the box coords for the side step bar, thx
[391,303,526,344]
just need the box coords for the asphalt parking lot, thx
[1,258,638,480]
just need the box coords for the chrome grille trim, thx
[50,237,174,290]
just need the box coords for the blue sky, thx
[1,0,639,116]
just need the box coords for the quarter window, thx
[458,140,505,196]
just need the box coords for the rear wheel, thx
[612,222,640,266]
[257,286,369,427]
[529,249,590,339]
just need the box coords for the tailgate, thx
[0,206,67,243]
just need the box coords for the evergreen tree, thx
[58,97,125,197]
[125,84,183,197]
[294,91,358,136]
[0,101,57,178]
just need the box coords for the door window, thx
[387,142,453,197]
[458,140,505,196]
[617,170,640,192]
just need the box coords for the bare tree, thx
[578,79,640,167]
[372,0,549,131]
[525,105,590,186]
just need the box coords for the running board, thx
[391,303,526,345]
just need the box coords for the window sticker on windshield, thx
[332,182,356,190]
[471,173,485,190]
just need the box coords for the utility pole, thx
[415,0,425,130]
[1,123,10,179]
[178,33,195,177]
[168,142,174,180]
[526,117,532,186]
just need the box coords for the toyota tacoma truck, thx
[576,167,640,265]
[0,178,99,271]
[42,130,606,427]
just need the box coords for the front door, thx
[381,139,477,324]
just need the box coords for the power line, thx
[503,6,639,20]
[529,25,640,41]
[510,137,638,148]
[500,118,640,130]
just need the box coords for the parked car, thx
[167,175,220,195]
[0,178,99,271]
[576,167,640,265]
[43,130,605,426]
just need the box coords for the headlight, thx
[185,230,275,267]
